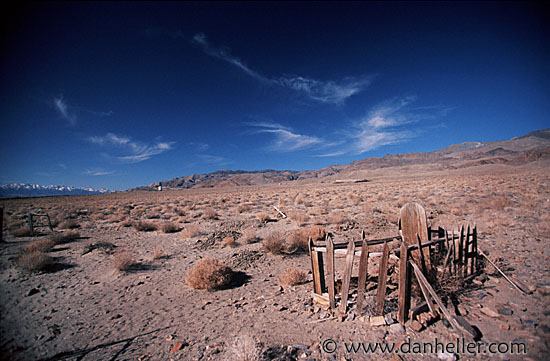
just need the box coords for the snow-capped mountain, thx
[0,183,111,198]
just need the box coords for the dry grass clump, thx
[23,238,55,253]
[58,219,80,229]
[133,221,157,232]
[11,226,31,237]
[328,212,348,224]
[113,252,135,272]
[181,224,202,238]
[152,248,164,260]
[50,230,80,244]
[160,221,179,233]
[16,251,53,272]
[222,236,237,248]
[241,230,260,244]
[226,334,260,361]
[256,212,270,223]
[185,258,233,290]
[288,225,326,252]
[263,232,286,255]
[279,267,307,287]
[203,207,218,220]
[289,212,309,226]
[237,204,252,213]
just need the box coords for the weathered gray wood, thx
[46,214,53,232]
[479,249,530,294]
[28,213,33,236]
[416,234,428,276]
[356,239,369,313]
[309,238,326,295]
[472,225,478,273]
[399,203,431,272]
[442,230,453,277]
[339,239,356,315]
[398,241,411,324]
[465,225,471,277]
[312,235,399,250]
[375,241,390,315]
[410,260,476,338]
[458,225,464,275]
[326,235,336,310]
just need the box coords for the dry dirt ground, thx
[1,164,549,361]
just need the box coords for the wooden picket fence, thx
[308,203,479,338]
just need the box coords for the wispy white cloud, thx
[192,33,370,104]
[88,133,175,163]
[197,154,230,165]
[53,95,77,125]
[84,169,115,176]
[247,122,322,152]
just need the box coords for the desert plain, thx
[1,153,549,361]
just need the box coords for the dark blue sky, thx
[1,2,548,190]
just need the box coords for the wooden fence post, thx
[326,235,336,310]
[375,241,390,315]
[309,238,326,295]
[356,238,369,313]
[28,213,33,236]
[339,239,355,315]
[398,241,411,324]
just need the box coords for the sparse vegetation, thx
[133,221,158,232]
[160,221,179,233]
[113,252,135,271]
[185,258,233,290]
[16,251,53,271]
[279,267,307,287]
[23,238,55,253]
[263,232,286,255]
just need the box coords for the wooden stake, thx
[442,230,453,278]
[273,206,287,219]
[326,235,336,310]
[416,234,428,276]
[458,225,464,275]
[472,225,478,273]
[356,238,369,313]
[339,239,356,315]
[28,213,33,237]
[375,241,390,315]
[309,238,326,295]
[479,249,530,294]
[398,241,411,324]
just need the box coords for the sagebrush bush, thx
[279,267,307,287]
[113,252,135,271]
[160,222,179,233]
[133,221,157,232]
[185,258,233,290]
[263,232,285,255]
[12,226,31,237]
[16,251,53,271]
[23,238,55,253]
[58,219,80,229]
[181,224,201,238]
[50,230,80,244]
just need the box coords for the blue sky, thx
[1,2,548,190]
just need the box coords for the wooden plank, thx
[326,235,336,310]
[410,260,476,338]
[375,241,390,315]
[479,249,530,294]
[312,292,330,306]
[398,241,411,324]
[451,229,456,274]
[465,225,471,277]
[399,203,431,272]
[356,239,369,313]
[339,239,356,315]
[472,225,478,273]
[309,238,326,294]
[442,230,453,278]
[458,225,464,275]
[416,234,428,276]
[46,214,53,232]
[312,235,400,250]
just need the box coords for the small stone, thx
[279,306,288,312]
[437,352,457,361]
[170,342,185,353]
[293,344,309,350]
[389,323,405,334]
[457,305,468,315]
[480,307,500,318]
[346,311,355,322]
[384,314,396,325]
[409,320,423,332]
[497,306,513,316]
[370,316,386,326]
[500,323,510,330]
[319,311,329,319]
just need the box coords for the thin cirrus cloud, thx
[247,122,322,152]
[53,95,77,125]
[84,169,115,176]
[192,33,371,104]
[88,133,175,163]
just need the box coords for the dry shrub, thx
[23,238,55,253]
[328,212,348,224]
[185,258,233,290]
[203,208,218,220]
[241,230,259,244]
[58,219,80,229]
[279,267,307,287]
[113,252,135,271]
[16,251,53,271]
[263,232,285,255]
[222,236,237,248]
[288,225,326,253]
[289,212,309,226]
[133,221,157,232]
[237,204,252,213]
[227,334,260,361]
[12,226,31,237]
[256,213,270,223]
[181,224,201,238]
[160,222,179,233]
[50,230,80,244]
[152,248,164,260]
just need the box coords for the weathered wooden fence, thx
[28,213,54,236]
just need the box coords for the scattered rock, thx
[480,307,500,318]
[346,311,355,322]
[497,306,513,316]
[170,342,185,353]
[370,316,386,326]
[27,288,39,297]
[437,352,457,361]
[500,323,510,330]
[389,323,405,334]
[384,314,396,325]
[409,320,423,332]
[457,305,468,315]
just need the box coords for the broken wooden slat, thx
[356,238,369,313]
[479,249,530,294]
[375,241,390,315]
[442,230,453,278]
[312,235,399,250]
[451,229,456,274]
[339,239,356,315]
[472,225,478,273]
[458,225,464,275]
[312,292,330,306]
[465,225,471,277]
[309,238,326,295]
[46,214,54,232]
[28,213,33,236]
[416,234,428,277]
[399,203,431,272]
[410,260,476,338]
[273,206,287,219]
[326,235,336,310]
[398,241,411,324]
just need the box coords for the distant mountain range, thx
[0,183,110,199]
[138,129,550,190]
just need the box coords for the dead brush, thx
[256,212,270,223]
[50,230,80,244]
[185,258,233,290]
[180,224,202,238]
[203,207,218,220]
[23,238,55,253]
[58,219,80,229]
[288,226,326,253]
[16,251,53,272]
[113,252,135,272]
[11,226,31,237]
[262,232,286,255]
[160,221,179,233]
[152,248,165,260]
[279,267,307,287]
[289,212,309,226]
[132,221,157,232]
[222,236,237,248]
[241,230,260,244]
